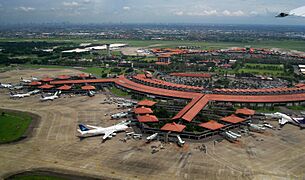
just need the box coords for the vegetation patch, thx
[0,110,32,143]
[109,86,129,97]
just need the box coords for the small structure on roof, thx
[137,114,159,123]
[81,85,96,90]
[57,75,71,80]
[38,84,54,89]
[137,99,156,107]
[41,77,54,82]
[235,107,255,116]
[161,122,186,132]
[221,114,246,124]
[134,107,153,114]
[57,84,72,90]
[199,120,225,130]
[29,81,42,86]
[78,73,90,78]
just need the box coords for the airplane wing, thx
[290,6,305,17]
[86,125,101,129]
[279,117,289,125]
[102,130,115,140]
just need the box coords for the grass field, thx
[287,106,305,111]
[2,38,305,51]
[238,63,285,76]
[109,86,129,97]
[0,111,32,143]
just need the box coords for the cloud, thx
[15,6,35,12]
[173,10,184,16]
[250,11,259,16]
[186,10,218,16]
[222,10,245,16]
[63,1,80,7]
[123,6,131,11]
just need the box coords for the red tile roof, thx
[137,114,159,123]
[170,73,212,78]
[221,114,246,124]
[137,99,156,107]
[155,62,171,65]
[235,108,255,116]
[172,95,204,120]
[57,85,72,90]
[50,78,116,85]
[57,75,71,80]
[78,73,89,78]
[161,122,186,132]
[199,120,225,130]
[29,81,42,86]
[182,95,210,122]
[41,77,54,82]
[81,85,96,90]
[295,83,305,88]
[133,107,153,114]
[38,84,54,89]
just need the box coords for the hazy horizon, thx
[0,0,304,25]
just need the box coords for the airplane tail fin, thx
[9,91,14,95]
[78,124,89,131]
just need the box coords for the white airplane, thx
[228,131,241,138]
[9,85,23,90]
[0,83,13,88]
[111,112,128,119]
[87,90,95,97]
[248,123,266,132]
[28,89,40,95]
[177,135,185,146]
[31,76,38,81]
[146,133,158,142]
[222,131,238,142]
[40,91,61,101]
[20,77,32,83]
[9,92,30,98]
[271,112,305,127]
[77,121,130,140]
[117,103,134,108]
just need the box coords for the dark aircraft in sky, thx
[276,5,305,18]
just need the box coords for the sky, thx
[0,0,304,25]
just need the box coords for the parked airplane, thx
[20,77,32,83]
[28,89,40,95]
[10,92,30,98]
[271,112,305,127]
[228,131,241,138]
[77,121,130,140]
[222,131,238,142]
[177,135,185,146]
[248,123,266,132]
[40,91,61,101]
[146,133,158,142]
[111,112,128,119]
[0,83,12,88]
[9,85,23,90]
[117,103,134,108]
[87,90,95,97]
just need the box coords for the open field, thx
[238,63,285,76]
[1,68,305,179]
[2,38,305,51]
[0,111,32,144]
